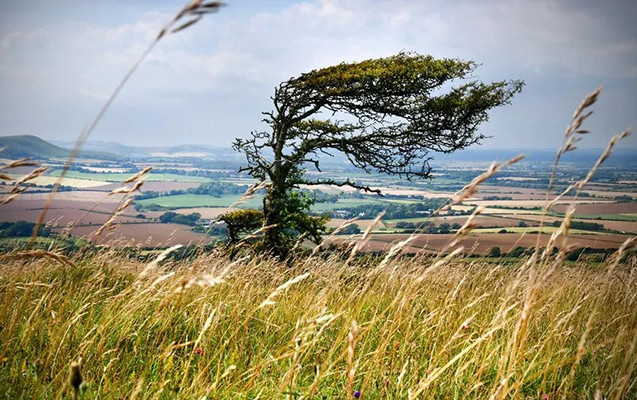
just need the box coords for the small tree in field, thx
[234,52,523,257]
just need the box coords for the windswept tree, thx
[234,52,523,256]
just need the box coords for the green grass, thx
[0,235,87,250]
[135,194,262,209]
[0,249,634,399]
[571,213,637,221]
[48,170,211,183]
[548,212,637,222]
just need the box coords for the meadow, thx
[0,244,635,399]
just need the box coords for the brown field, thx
[440,215,539,228]
[466,199,612,208]
[584,190,636,198]
[481,208,545,215]
[1,190,123,202]
[57,222,207,247]
[473,192,550,200]
[585,183,625,190]
[0,166,42,175]
[552,202,637,214]
[328,232,633,255]
[516,214,637,233]
[5,174,111,188]
[0,196,141,226]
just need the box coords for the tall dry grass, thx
[0,248,635,398]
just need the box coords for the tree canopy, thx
[233,52,523,257]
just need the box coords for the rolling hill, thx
[0,135,124,161]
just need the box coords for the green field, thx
[572,213,637,221]
[0,236,87,249]
[311,197,420,211]
[48,170,211,183]
[135,194,262,209]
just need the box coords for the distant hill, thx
[431,147,637,166]
[9,135,634,167]
[0,135,124,161]
[52,139,243,160]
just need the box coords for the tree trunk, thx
[263,177,288,259]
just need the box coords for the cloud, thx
[0,0,635,147]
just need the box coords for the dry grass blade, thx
[0,158,39,170]
[347,320,358,398]
[346,211,385,263]
[0,250,75,267]
[124,166,153,183]
[138,244,183,278]
[378,234,417,270]
[311,216,361,256]
[258,272,310,309]
[576,130,631,191]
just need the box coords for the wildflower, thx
[195,347,204,356]
[353,390,361,398]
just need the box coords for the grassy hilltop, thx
[0,245,635,399]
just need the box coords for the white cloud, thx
[0,0,635,147]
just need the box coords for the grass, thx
[135,194,263,209]
[48,170,211,183]
[0,249,635,399]
[572,213,637,222]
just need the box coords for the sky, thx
[0,0,636,150]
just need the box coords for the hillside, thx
[51,139,243,160]
[0,248,634,398]
[0,135,124,161]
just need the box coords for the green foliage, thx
[332,198,448,219]
[508,246,528,258]
[220,209,265,243]
[551,220,605,231]
[488,246,502,257]
[614,195,634,203]
[0,221,50,238]
[276,190,328,246]
[158,211,201,226]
